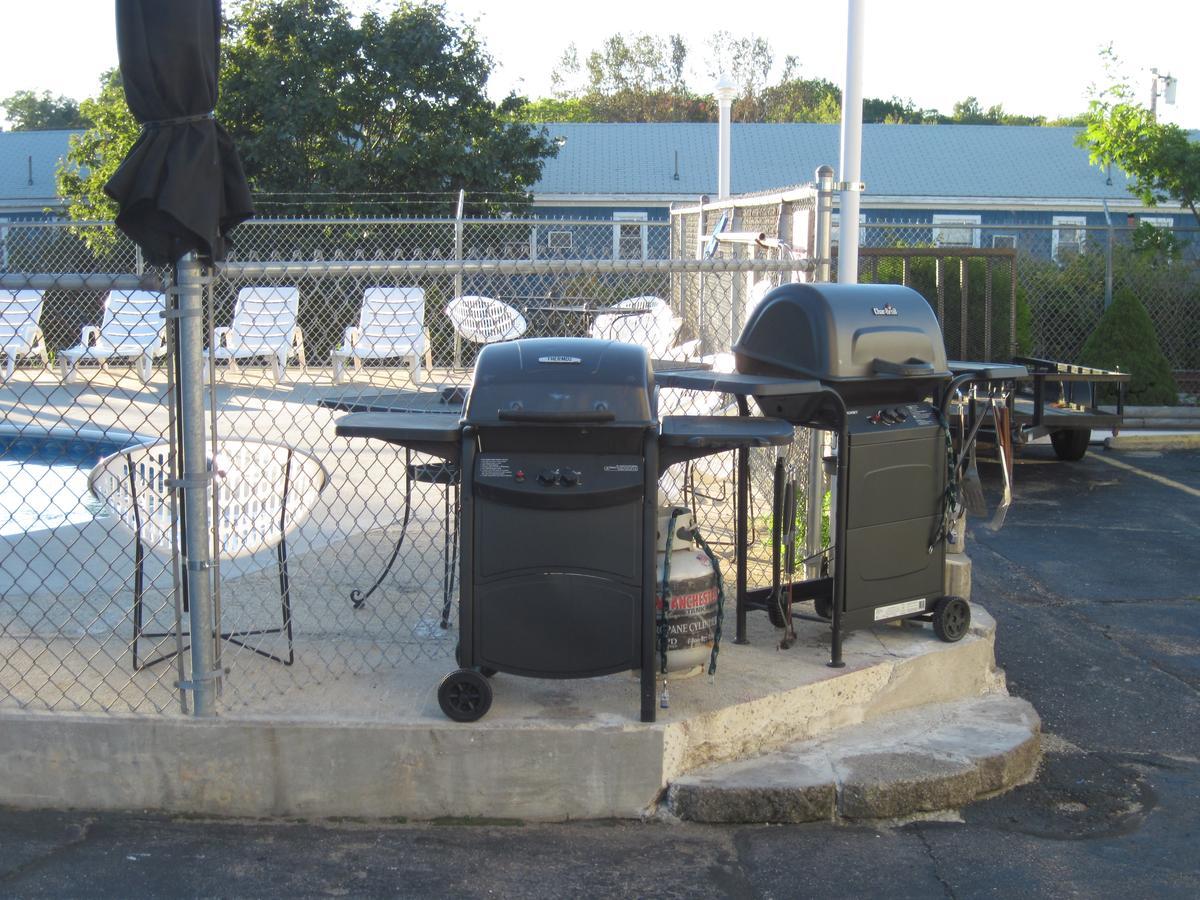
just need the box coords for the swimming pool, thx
[0,432,145,538]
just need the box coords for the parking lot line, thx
[1091,452,1200,499]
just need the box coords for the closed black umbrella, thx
[105,0,253,264]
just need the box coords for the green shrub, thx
[1079,287,1178,405]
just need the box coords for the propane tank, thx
[655,507,720,677]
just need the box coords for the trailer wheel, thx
[438,669,493,722]
[1050,427,1091,461]
[766,591,787,627]
[932,596,971,642]
[813,596,833,620]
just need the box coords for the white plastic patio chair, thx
[590,295,698,361]
[205,286,305,382]
[0,289,49,380]
[444,295,527,346]
[58,290,167,384]
[331,286,431,385]
[89,438,329,669]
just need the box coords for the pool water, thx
[0,433,140,538]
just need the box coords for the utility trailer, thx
[1009,357,1130,461]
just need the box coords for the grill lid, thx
[465,337,655,427]
[733,283,949,385]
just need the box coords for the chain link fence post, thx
[175,254,219,716]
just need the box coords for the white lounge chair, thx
[205,286,305,382]
[590,295,698,361]
[331,287,431,385]
[444,295,527,346]
[89,438,329,669]
[0,289,49,380]
[58,290,167,384]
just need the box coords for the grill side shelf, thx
[334,412,462,464]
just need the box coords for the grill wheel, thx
[932,595,971,642]
[438,669,494,722]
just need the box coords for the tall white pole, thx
[715,76,737,199]
[837,0,865,284]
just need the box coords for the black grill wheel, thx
[438,669,493,722]
[932,596,971,643]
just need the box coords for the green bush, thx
[1079,287,1178,406]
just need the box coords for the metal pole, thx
[805,430,824,580]
[1102,199,1114,309]
[453,189,465,367]
[814,166,835,283]
[175,254,218,716]
[837,0,865,285]
[716,77,736,200]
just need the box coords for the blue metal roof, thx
[0,129,79,213]
[532,123,1148,202]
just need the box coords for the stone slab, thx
[667,694,1040,824]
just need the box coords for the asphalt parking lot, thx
[1,443,1197,898]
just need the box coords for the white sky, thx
[1,0,1196,129]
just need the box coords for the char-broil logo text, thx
[872,303,899,317]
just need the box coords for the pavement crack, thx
[0,815,97,887]
[912,824,956,899]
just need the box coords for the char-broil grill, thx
[337,337,792,722]
[660,283,1025,665]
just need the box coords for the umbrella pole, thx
[175,253,219,716]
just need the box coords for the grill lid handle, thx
[496,409,617,424]
[872,357,936,377]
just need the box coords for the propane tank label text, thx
[657,588,719,650]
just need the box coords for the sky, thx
[1,0,1196,130]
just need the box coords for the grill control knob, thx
[559,468,581,487]
[537,468,560,486]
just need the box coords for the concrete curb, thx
[665,694,1040,824]
[1104,432,1200,450]
[0,609,1011,822]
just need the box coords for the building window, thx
[613,211,648,260]
[829,212,866,247]
[932,215,982,248]
[1051,215,1087,262]
[992,234,1016,249]
[547,230,573,251]
[1139,216,1174,230]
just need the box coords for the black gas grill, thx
[336,337,793,722]
[659,283,1025,665]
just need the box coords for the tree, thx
[1,90,86,130]
[58,0,557,222]
[57,70,139,225]
[1077,46,1200,225]
[543,33,711,123]
[759,74,841,123]
[704,31,773,122]
[218,0,557,215]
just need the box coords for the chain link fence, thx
[5,207,1193,717]
[1,217,809,716]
